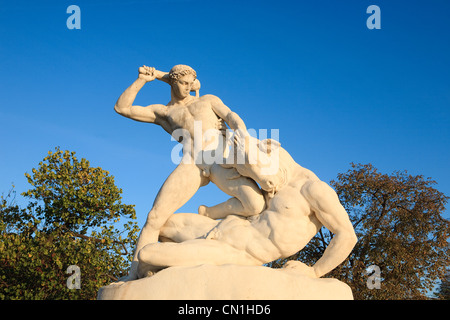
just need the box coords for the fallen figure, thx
[137,133,357,279]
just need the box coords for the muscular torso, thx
[260,178,322,258]
[217,168,323,262]
[163,96,224,150]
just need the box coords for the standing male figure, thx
[114,65,265,279]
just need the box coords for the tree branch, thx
[61,225,129,255]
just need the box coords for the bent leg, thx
[146,163,208,231]
[128,163,208,279]
[138,238,262,276]
[159,213,219,243]
[200,164,265,219]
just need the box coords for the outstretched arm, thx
[114,66,167,123]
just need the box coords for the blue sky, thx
[1,0,449,229]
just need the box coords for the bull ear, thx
[258,139,280,154]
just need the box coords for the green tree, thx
[0,147,139,299]
[268,163,449,300]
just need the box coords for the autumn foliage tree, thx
[436,270,450,299]
[0,148,139,299]
[269,163,449,300]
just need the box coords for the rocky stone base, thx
[97,264,353,300]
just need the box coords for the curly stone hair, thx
[168,64,197,84]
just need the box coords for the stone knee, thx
[240,188,265,215]
[145,206,172,231]
[138,242,161,264]
[137,244,165,278]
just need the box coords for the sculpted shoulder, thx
[199,94,223,105]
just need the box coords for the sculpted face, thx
[171,74,195,99]
[234,156,284,194]
[232,137,285,193]
[238,164,282,193]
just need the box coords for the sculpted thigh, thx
[160,213,219,242]
[209,165,258,193]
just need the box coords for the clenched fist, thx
[138,65,156,82]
